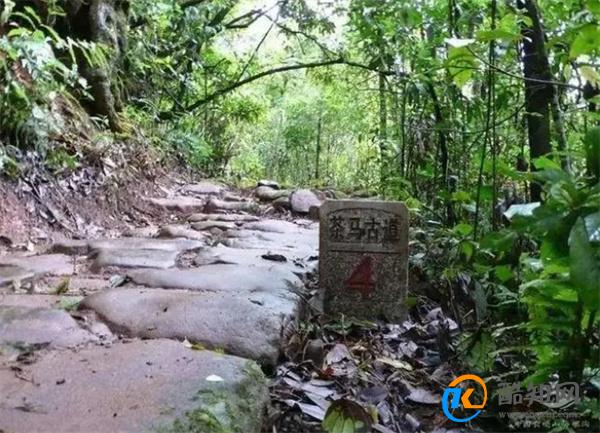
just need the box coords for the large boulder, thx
[290,189,322,214]
[255,186,289,202]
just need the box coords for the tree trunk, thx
[518,0,553,202]
[551,84,569,171]
[379,72,388,192]
[315,114,322,180]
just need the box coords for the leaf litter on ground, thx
[264,293,470,433]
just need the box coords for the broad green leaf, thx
[476,29,520,42]
[570,24,600,58]
[453,223,473,236]
[588,0,600,17]
[494,265,513,283]
[447,46,476,88]
[533,156,561,170]
[580,66,600,89]
[459,240,475,261]
[569,217,600,306]
[452,190,471,202]
[480,230,518,253]
[322,399,372,433]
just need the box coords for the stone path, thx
[0,181,322,433]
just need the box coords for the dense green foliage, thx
[1,0,599,424]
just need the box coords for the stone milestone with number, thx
[319,199,409,321]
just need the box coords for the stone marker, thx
[319,199,408,321]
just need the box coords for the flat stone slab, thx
[0,254,74,278]
[92,248,180,271]
[0,265,35,287]
[188,213,259,223]
[244,219,303,233]
[193,245,309,274]
[223,229,318,256]
[51,238,203,256]
[37,276,110,295]
[158,225,209,241]
[183,181,225,195]
[49,238,89,255]
[128,264,303,296]
[89,237,203,252]
[204,198,258,213]
[0,339,268,433]
[147,196,207,213]
[191,221,237,231]
[81,288,300,365]
[0,294,83,310]
[0,306,101,349]
[121,226,159,238]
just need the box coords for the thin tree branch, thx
[235,13,278,82]
[467,47,584,91]
[160,58,405,118]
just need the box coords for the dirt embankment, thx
[0,154,193,247]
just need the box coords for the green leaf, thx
[480,230,518,253]
[533,156,561,170]
[494,265,513,283]
[453,223,473,236]
[452,190,471,202]
[476,28,520,42]
[570,24,600,58]
[580,66,600,89]
[569,217,600,306]
[322,400,372,433]
[459,240,475,261]
[446,46,476,88]
[588,0,600,16]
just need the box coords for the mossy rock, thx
[159,362,268,433]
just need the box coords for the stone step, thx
[204,197,258,213]
[182,181,225,195]
[0,305,111,350]
[81,264,306,366]
[147,196,207,213]
[0,254,75,288]
[0,339,268,433]
[188,213,259,223]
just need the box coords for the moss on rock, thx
[159,361,268,433]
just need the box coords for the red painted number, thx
[345,256,375,295]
